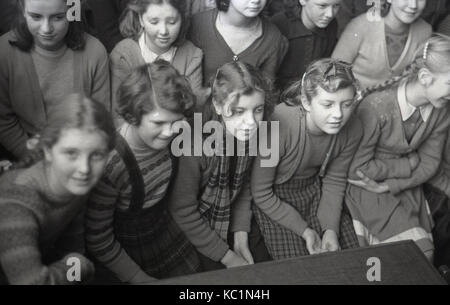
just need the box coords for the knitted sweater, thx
[251,103,363,235]
[0,162,89,285]
[85,132,174,282]
[0,32,110,159]
[332,15,431,89]
[349,86,450,195]
[189,9,288,84]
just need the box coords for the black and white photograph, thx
[0,0,449,293]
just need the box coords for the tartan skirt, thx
[252,175,359,260]
[113,201,200,279]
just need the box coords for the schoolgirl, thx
[332,0,431,89]
[251,58,362,259]
[346,35,450,261]
[0,94,115,285]
[0,0,110,159]
[110,0,205,116]
[169,61,275,271]
[86,61,201,284]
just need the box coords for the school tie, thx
[403,108,423,143]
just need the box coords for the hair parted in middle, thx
[202,60,276,123]
[119,0,189,45]
[117,59,196,126]
[11,0,87,51]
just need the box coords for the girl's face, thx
[136,106,185,151]
[140,2,181,55]
[215,90,265,142]
[44,128,110,197]
[424,72,450,109]
[387,0,426,25]
[303,86,356,135]
[228,0,267,18]
[300,0,342,29]
[23,0,69,51]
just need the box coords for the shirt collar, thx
[139,33,177,64]
[397,80,433,122]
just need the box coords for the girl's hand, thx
[301,228,323,255]
[348,170,389,194]
[220,249,250,268]
[0,160,12,174]
[233,231,254,264]
[321,230,340,252]
[408,152,420,171]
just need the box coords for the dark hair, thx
[216,0,230,11]
[203,61,276,123]
[117,60,196,125]
[216,0,271,12]
[119,0,189,45]
[364,34,450,97]
[281,58,361,107]
[14,94,116,168]
[11,0,87,51]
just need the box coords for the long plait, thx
[362,60,421,98]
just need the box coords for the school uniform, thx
[332,15,431,89]
[110,37,203,119]
[251,103,362,260]
[346,81,450,253]
[85,127,200,282]
[271,7,338,90]
[169,137,270,271]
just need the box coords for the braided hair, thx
[363,33,450,98]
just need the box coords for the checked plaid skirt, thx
[252,175,359,260]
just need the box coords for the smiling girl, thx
[169,61,275,271]
[0,0,110,160]
[332,0,431,89]
[86,61,200,284]
[110,0,205,118]
[250,58,362,259]
[189,0,288,85]
[0,94,115,285]
[346,35,450,261]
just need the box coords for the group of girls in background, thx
[0,0,450,285]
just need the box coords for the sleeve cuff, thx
[205,240,230,262]
[386,179,402,195]
[317,209,340,235]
